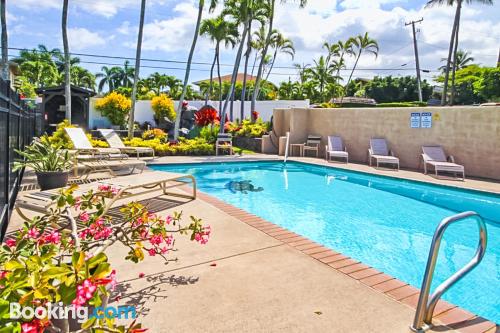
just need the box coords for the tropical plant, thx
[13,136,72,172]
[96,66,118,92]
[95,92,131,127]
[439,49,475,72]
[263,31,295,83]
[200,15,239,109]
[0,184,210,331]
[174,0,219,140]
[344,32,379,98]
[306,56,337,101]
[195,105,220,126]
[151,94,176,122]
[425,0,493,105]
[199,124,220,143]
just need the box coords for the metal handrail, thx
[411,211,488,332]
[284,132,290,163]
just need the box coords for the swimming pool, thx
[150,161,500,323]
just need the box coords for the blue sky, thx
[8,0,500,85]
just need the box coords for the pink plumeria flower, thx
[4,238,16,248]
[27,228,40,240]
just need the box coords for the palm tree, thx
[62,0,71,122]
[250,26,267,77]
[264,32,295,83]
[128,0,147,139]
[200,15,239,109]
[96,66,117,92]
[251,0,307,114]
[148,72,168,95]
[306,56,334,101]
[0,0,8,81]
[69,66,95,90]
[173,0,218,140]
[54,52,80,73]
[344,32,378,98]
[335,39,354,80]
[439,49,474,72]
[323,42,340,67]
[425,0,493,105]
[293,63,310,85]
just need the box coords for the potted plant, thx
[14,136,73,190]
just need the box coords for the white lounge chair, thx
[15,171,196,221]
[422,145,465,180]
[64,127,127,159]
[369,138,399,170]
[73,158,146,179]
[215,133,234,156]
[99,129,155,159]
[325,136,348,163]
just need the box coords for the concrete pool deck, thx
[7,155,499,332]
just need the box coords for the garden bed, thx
[233,137,262,153]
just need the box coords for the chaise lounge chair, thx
[422,145,465,180]
[15,171,196,221]
[73,158,146,179]
[303,135,322,157]
[99,129,155,159]
[64,127,127,159]
[325,136,348,163]
[368,138,399,170]
[215,133,234,156]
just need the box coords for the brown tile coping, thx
[183,187,498,333]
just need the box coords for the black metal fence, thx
[0,78,42,240]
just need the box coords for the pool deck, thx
[7,155,499,332]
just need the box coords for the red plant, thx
[195,105,220,126]
[251,111,260,121]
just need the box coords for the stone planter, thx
[233,137,262,153]
[36,171,70,190]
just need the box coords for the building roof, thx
[35,85,96,97]
[193,73,257,86]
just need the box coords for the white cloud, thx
[117,21,132,35]
[68,28,106,51]
[271,1,500,83]
[12,0,168,18]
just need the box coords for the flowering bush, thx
[124,137,214,156]
[142,128,167,141]
[0,184,211,332]
[151,94,176,122]
[194,105,219,127]
[227,119,270,138]
[95,92,132,127]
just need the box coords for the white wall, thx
[88,98,310,129]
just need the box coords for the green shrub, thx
[123,137,214,156]
[227,119,269,138]
[376,101,427,107]
[151,94,176,121]
[94,92,131,126]
[199,125,220,144]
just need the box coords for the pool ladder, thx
[410,211,488,332]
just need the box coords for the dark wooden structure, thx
[36,85,95,133]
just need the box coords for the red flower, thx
[251,111,259,121]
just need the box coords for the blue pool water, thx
[150,161,500,323]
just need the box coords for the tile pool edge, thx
[181,186,499,332]
[149,159,500,197]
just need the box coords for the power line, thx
[8,46,434,72]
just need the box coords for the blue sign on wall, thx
[421,112,432,128]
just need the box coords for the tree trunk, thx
[449,1,462,106]
[0,0,8,81]
[264,48,278,83]
[62,0,71,123]
[341,51,361,104]
[174,0,203,140]
[240,19,252,121]
[128,0,146,139]
[206,48,217,106]
[442,1,461,106]
[216,45,222,113]
[219,22,249,133]
[251,0,275,114]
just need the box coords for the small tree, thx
[151,94,176,123]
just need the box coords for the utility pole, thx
[406,18,423,102]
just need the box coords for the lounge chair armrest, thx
[389,150,396,157]
[448,155,455,163]
[422,153,431,163]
